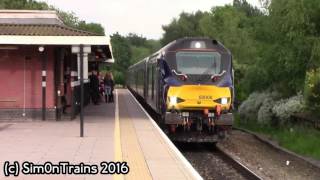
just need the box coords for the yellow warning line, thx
[116,89,153,180]
[114,89,123,180]
[119,99,152,179]
[127,89,203,180]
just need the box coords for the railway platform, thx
[0,89,201,180]
[115,89,200,180]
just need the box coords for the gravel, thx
[217,130,320,180]
[178,143,248,180]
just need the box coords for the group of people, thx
[89,70,115,105]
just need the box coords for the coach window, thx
[139,70,142,94]
[148,66,152,99]
[135,71,138,91]
[141,70,144,95]
[151,64,155,100]
[154,64,159,106]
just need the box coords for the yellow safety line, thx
[114,89,124,180]
[116,89,153,180]
[127,89,203,180]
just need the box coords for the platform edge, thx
[127,89,203,180]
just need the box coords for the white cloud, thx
[41,0,261,39]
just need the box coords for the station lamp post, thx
[72,45,91,137]
[39,46,46,121]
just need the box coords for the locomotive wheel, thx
[218,130,226,139]
[217,126,227,139]
[196,118,203,132]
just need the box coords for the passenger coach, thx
[127,37,234,142]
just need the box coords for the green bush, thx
[257,97,275,125]
[238,90,307,126]
[304,68,320,116]
[238,91,274,121]
[272,94,305,125]
[112,71,125,86]
[235,118,320,160]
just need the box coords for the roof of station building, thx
[0,10,99,36]
[0,23,98,36]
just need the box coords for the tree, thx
[146,39,161,53]
[200,6,259,65]
[77,21,105,35]
[127,33,147,47]
[110,33,132,84]
[126,33,161,64]
[255,0,316,95]
[233,0,262,17]
[161,11,207,45]
[56,10,80,28]
[130,46,149,64]
[0,0,48,10]
[109,33,161,84]
[111,33,132,72]
[0,0,105,35]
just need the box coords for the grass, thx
[234,116,320,160]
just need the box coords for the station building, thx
[0,10,113,120]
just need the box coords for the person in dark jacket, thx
[89,70,100,105]
[104,72,114,103]
[109,72,115,102]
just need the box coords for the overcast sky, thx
[40,0,261,39]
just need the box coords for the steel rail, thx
[215,146,263,180]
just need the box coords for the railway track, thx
[134,92,320,179]
[214,146,262,180]
[131,90,262,179]
[177,142,262,180]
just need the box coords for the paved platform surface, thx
[0,89,201,180]
[0,103,115,180]
[116,89,200,180]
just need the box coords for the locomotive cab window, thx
[176,51,222,75]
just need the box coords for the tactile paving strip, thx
[117,90,153,180]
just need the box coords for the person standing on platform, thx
[89,70,100,105]
[109,72,115,102]
[99,74,105,102]
[104,72,114,103]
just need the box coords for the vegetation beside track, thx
[235,116,320,160]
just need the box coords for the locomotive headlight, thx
[169,96,177,105]
[221,97,228,105]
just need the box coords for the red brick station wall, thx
[0,46,54,110]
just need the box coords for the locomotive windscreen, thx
[164,48,232,85]
[176,51,222,75]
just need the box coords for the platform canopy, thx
[0,10,114,63]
